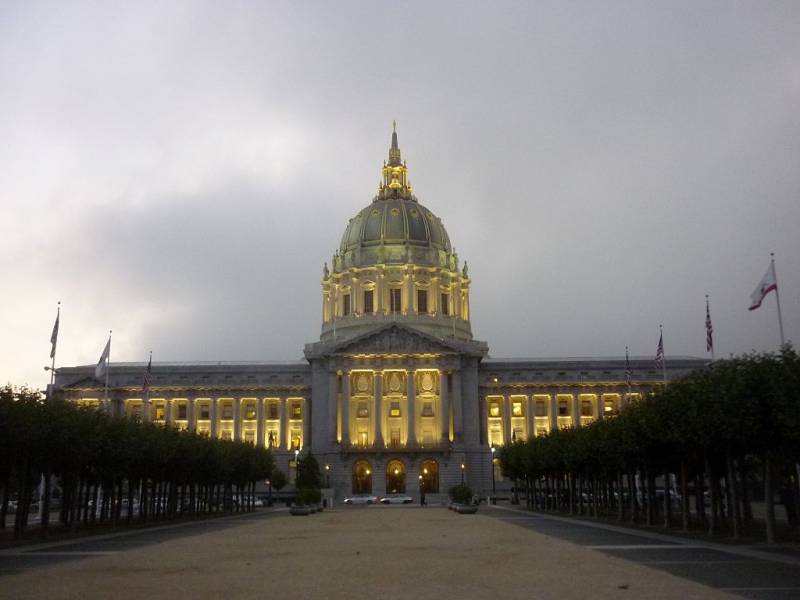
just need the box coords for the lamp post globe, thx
[490,445,496,504]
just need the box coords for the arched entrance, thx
[420,459,439,493]
[385,460,406,493]
[352,460,373,494]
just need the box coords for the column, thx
[302,399,310,449]
[440,371,449,442]
[187,397,196,432]
[256,398,265,447]
[502,395,512,445]
[329,371,338,444]
[452,370,463,442]
[342,372,351,446]
[572,394,581,428]
[376,272,384,314]
[549,394,558,433]
[404,271,412,315]
[374,371,384,447]
[210,398,218,438]
[406,368,416,446]
[279,397,287,449]
[596,394,604,421]
[233,397,242,441]
[165,398,173,426]
[527,396,535,439]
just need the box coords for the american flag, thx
[655,331,665,369]
[705,296,713,353]
[625,346,632,387]
[142,353,152,394]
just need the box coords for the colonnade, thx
[110,395,308,450]
[333,366,463,450]
[484,390,643,446]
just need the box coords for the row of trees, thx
[498,347,800,542]
[0,385,275,538]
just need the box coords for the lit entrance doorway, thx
[420,459,439,493]
[386,460,406,493]
[352,460,373,494]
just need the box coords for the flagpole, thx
[660,324,667,383]
[706,295,715,362]
[104,330,112,412]
[771,253,786,347]
[625,345,631,396]
[50,301,60,387]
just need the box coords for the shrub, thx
[449,483,473,505]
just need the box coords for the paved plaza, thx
[1,506,799,599]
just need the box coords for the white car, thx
[380,494,413,505]
[344,494,378,505]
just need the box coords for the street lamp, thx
[460,463,465,484]
[418,474,424,506]
[325,464,330,488]
[294,449,300,486]
[490,445,497,504]
[266,479,272,507]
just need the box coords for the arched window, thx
[419,459,439,493]
[386,460,406,494]
[352,460,373,494]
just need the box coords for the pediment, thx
[338,325,456,356]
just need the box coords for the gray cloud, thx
[2,1,799,387]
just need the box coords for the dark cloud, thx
[2,1,799,386]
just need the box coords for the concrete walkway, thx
[0,506,731,599]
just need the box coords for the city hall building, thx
[54,129,705,501]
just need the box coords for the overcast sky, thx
[2,1,799,388]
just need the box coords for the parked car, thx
[344,494,378,505]
[379,494,413,505]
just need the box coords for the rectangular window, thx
[342,294,351,317]
[200,405,210,419]
[536,427,548,437]
[291,431,301,449]
[512,401,523,417]
[358,430,368,447]
[421,401,434,417]
[155,406,165,421]
[535,400,547,417]
[423,428,434,446]
[177,404,187,420]
[390,288,402,313]
[489,400,501,417]
[440,293,449,315]
[558,400,569,416]
[513,426,524,441]
[389,401,401,418]
[489,426,503,446]
[267,429,279,447]
[581,400,593,417]
[417,289,428,314]
[363,289,374,314]
[291,403,302,419]
[268,403,278,420]
[357,401,369,418]
[222,405,233,419]
[244,430,255,444]
[245,405,256,420]
[221,430,232,441]
[390,427,401,447]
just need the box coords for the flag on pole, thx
[49,305,60,359]
[625,347,632,387]
[705,296,714,353]
[749,260,778,311]
[655,331,665,369]
[142,353,152,394]
[95,338,111,379]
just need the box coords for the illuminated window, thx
[291,431,301,449]
[389,401,401,417]
[513,426,524,441]
[489,426,503,446]
[536,427,548,437]
[358,430,368,447]
[417,289,428,314]
[222,405,233,419]
[420,460,439,493]
[390,288,402,313]
[200,404,210,419]
[244,430,255,444]
[154,406,165,421]
[363,289,374,314]
[268,403,278,419]
[291,403,302,419]
[441,293,449,315]
[558,400,569,416]
[244,404,257,419]
[512,401,523,417]
[390,428,401,447]
[422,428,434,446]
[535,400,547,417]
[177,404,187,420]
[421,401,434,417]
[581,400,593,417]
[267,429,279,448]
[357,401,369,418]
[342,294,351,316]
[221,430,232,441]
[489,400,501,417]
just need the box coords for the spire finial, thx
[393,119,396,133]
